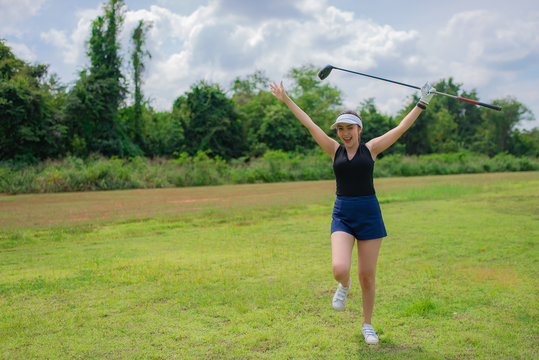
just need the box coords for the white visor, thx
[330,113,363,129]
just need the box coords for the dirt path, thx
[0,181,336,229]
[2,172,537,229]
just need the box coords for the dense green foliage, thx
[174,82,247,159]
[0,41,67,162]
[1,0,538,173]
[2,150,537,194]
[63,0,135,157]
[129,19,151,147]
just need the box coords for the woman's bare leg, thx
[356,238,382,325]
[331,231,355,287]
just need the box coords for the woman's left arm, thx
[366,82,435,160]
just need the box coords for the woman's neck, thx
[344,142,359,159]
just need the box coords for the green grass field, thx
[1,172,538,359]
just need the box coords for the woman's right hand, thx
[270,81,288,102]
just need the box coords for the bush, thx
[374,152,539,178]
[1,151,537,194]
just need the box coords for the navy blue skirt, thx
[331,195,387,240]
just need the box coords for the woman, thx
[270,80,435,344]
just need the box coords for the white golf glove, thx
[419,82,436,105]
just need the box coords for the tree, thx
[428,108,458,153]
[146,110,184,156]
[400,78,482,154]
[357,98,401,154]
[175,81,247,159]
[0,40,67,162]
[119,105,184,157]
[287,64,342,132]
[64,0,139,157]
[0,40,24,79]
[359,99,389,138]
[130,19,152,146]
[475,97,533,156]
[434,79,482,148]
[395,100,426,155]
[257,103,308,152]
[231,71,281,156]
[508,128,539,157]
[231,70,269,106]
[236,65,343,155]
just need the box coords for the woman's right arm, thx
[270,81,339,158]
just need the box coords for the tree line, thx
[1,0,537,164]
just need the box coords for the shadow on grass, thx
[355,335,431,360]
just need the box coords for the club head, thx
[318,65,334,80]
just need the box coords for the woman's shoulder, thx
[361,142,376,161]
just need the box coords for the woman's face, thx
[336,123,361,147]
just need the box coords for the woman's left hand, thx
[420,82,436,105]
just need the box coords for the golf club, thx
[318,65,502,111]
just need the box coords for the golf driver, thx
[318,65,502,111]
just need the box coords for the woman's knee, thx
[332,262,350,279]
[358,270,376,288]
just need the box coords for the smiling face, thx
[336,123,362,148]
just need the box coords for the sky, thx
[2,0,538,130]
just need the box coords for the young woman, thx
[270,80,435,344]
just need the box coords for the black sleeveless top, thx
[333,143,375,196]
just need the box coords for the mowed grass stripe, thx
[0,172,537,359]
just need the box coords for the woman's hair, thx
[337,110,361,120]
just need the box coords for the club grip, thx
[478,102,502,111]
[457,97,502,111]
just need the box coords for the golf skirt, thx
[331,194,387,240]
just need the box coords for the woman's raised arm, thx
[367,82,435,160]
[270,81,339,158]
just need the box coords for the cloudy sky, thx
[2,0,538,129]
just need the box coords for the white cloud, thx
[435,10,539,83]
[40,29,70,58]
[10,0,536,127]
[129,0,420,111]
[427,8,539,127]
[0,0,46,36]
[4,40,36,62]
[295,0,328,15]
[121,4,222,107]
[40,7,100,68]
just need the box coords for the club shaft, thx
[330,66,502,111]
[331,66,421,91]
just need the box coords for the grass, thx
[0,172,538,359]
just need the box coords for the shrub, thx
[1,151,537,194]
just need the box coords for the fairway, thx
[1,172,538,359]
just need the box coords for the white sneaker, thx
[332,280,351,311]
[361,324,379,344]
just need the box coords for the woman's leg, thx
[331,231,355,286]
[356,238,382,325]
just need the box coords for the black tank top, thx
[333,143,375,196]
